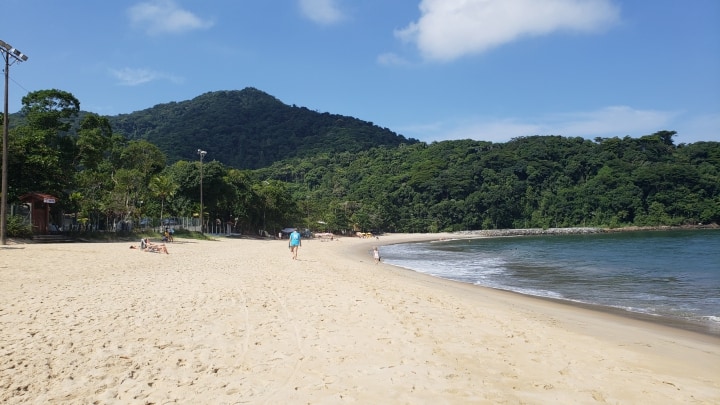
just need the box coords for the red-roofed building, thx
[19,192,58,235]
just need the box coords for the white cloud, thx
[396,0,620,62]
[428,119,542,143]
[128,0,213,35]
[405,106,684,143]
[547,106,677,138]
[110,67,183,86]
[298,0,345,25]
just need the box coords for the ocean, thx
[380,229,720,335]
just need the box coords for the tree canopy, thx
[4,88,719,236]
[106,88,419,169]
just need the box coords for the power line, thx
[1,68,31,94]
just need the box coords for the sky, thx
[2,0,719,144]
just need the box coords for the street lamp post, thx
[197,149,207,234]
[0,40,28,246]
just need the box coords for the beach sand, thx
[1,234,718,404]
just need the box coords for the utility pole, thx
[0,40,28,245]
[197,149,207,234]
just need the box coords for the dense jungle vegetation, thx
[106,88,418,169]
[4,88,719,236]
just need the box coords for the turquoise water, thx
[381,229,720,334]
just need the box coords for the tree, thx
[75,113,113,171]
[117,140,166,181]
[149,175,179,227]
[8,88,718,234]
[108,168,145,228]
[8,90,81,209]
[252,180,298,232]
[74,164,114,230]
[221,168,255,232]
[21,89,80,132]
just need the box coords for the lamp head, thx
[10,48,28,62]
[0,40,28,62]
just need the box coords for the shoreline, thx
[374,231,720,338]
[453,223,719,237]
[342,235,720,357]
[1,235,718,403]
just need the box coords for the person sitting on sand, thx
[138,238,169,254]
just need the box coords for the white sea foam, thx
[381,230,720,332]
[702,316,720,324]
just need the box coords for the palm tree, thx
[149,175,179,228]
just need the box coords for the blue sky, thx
[3,0,718,144]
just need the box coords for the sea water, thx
[380,229,720,334]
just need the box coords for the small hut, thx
[19,192,59,235]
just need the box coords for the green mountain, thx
[107,87,418,169]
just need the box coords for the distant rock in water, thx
[455,228,605,237]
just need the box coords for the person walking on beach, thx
[373,246,381,264]
[289,229,302,260]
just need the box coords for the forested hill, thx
[107,87,418,169]
[255,133,720,231]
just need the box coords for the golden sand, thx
[1,234,718,403]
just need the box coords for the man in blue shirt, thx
[289,229,302,260]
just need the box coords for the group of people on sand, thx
[130,228,379,261]
[131,227,378,261]
[128,228,380,262]
[130,238,169,254]
[285,228,381,264]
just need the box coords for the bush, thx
[6,215,33,239]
